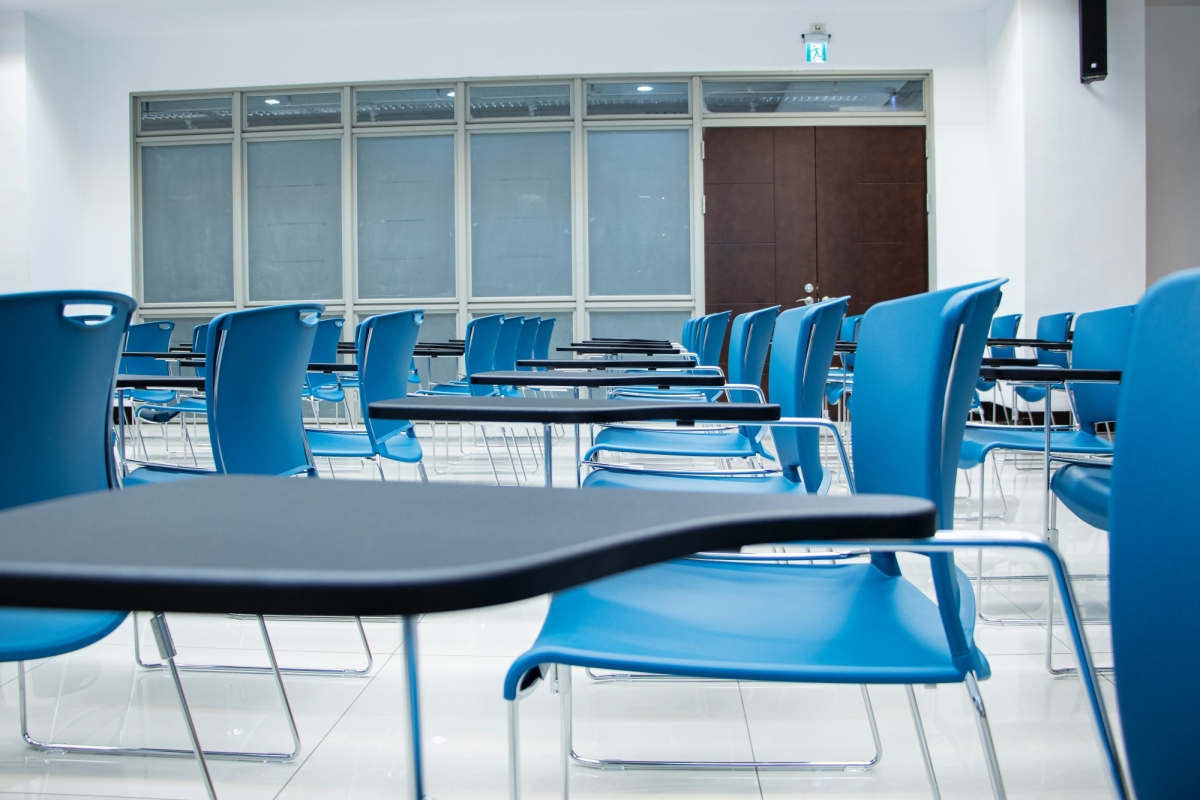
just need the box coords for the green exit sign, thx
[806,41,828,63]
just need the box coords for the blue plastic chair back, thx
[1069,305,1134,433]
[0,291,135,509]
[463,314,504,396]
[492,316,525,372]
[533,318,555,360]
[987,313,1022,358]
[837,314,863,370]
[204,304,323,477]
[120,320,173,376]
[698,311,731,367]
[191,323,210,378]
[853,279,1004,675]
[1110,267,1200,799]
[726,306,780,390]
[768,298,847,490]
[515,317,541,370]
[357,309,424,450]
[307,317,344,389]
[681,317,699,355]
[1035,312,1074,368]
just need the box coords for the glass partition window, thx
[246,92,342,127]
[357,135,456,299]
[703,80,924,114]
[587,130,691,296]
[470,132,573,298]
[247,139,343,301]
[588,310,691,343]
[586,82,689,116]
[356,88,455,124]
[469,84,571,120]
[141,144,234,303]
[140,97,233,133]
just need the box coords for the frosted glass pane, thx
[247,139,343,301]
[470,132,572,298]
[141,144,233,303]
[703,80,924,113]
[357,136,455,299]
[589,311,690,343]
[587,130,691,296]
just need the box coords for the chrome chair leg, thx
[374,454,387,481]
[20,613,299,770]
[133,610,372,677]
[906,685,942,800]
[965,671,1006,800]
[417,460,430,483]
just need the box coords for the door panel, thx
[705,183,775,244]
[706,243,776,305]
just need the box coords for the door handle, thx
[798,297,814,306]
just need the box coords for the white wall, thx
[1146,2,1200,286]
[0,11,29,292]
[7,0,1152,322]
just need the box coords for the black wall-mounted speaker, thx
[1080,0,1107,83]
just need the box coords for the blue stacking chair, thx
[696,311,731,366]
[492,315,526,396]
[824,313,862,411]
[1107,267,1200,799]
[423,314,504,396]
[506,280,1007,798]
[121,320,175,404]
[532,317,556,364]
[587,306,782,464]
[304,317,350,426]
[123,303,324,485]
[514,316,541,370]
[975,313,1022,421]
[1044,305,1136,531]
[306,309,427,482]
[1012,311,1074,419]
[0,292,295,793]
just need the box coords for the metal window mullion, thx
[341,86,354,323]
[573,78,587,341]
[690,76,704,318]
[455,81,468,337]
[232,91,246,310]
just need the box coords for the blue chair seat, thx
[505,559,988,699]
[958,425,1113,470]
[587,427,757,461]
[339,374,360,390]
[378,431,424,464]
[584,468,810,494]
[123,465,214,486]
[309,384,346,403]
[0,608,128,662]
[131,389,176,404]
[1051,464,1111,531]
[306,429,374,458]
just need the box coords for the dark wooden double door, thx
[704,126,929,329]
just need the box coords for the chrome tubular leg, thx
[482,426,502,486]
[965,672,1006,800]
[154,613,219,800]
[375,454,387,481]
[559,665,572,799]
[401,616,425,800]
[417,460,430,483]
[906,686,942,800]
[574,387,581,487]
[543,424,553,487]
[508,699,522,800]
[256,615,302,758]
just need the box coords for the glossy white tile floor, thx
[3,419,1118,799]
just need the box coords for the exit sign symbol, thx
[806,41,827,63]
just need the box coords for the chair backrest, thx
[492,315,526,372]
[838,313,863,370]
[853,279,1005,676]
[191,323,210,378]
[726,306,781,390]
[357,309,424,449]
[1069,305,1134,433]
[307,317,344,389]
[0,291,135,509]
[515,316,541,370]
[462,314,504,395]
[204,303,323,477]
[1035,312,1074,368]
[1110,267,1200,799]
[681,317,699,354]
[121,320,173,376]
[698,311,731,367]
[987,313,1022,358]
[533,317,556,366]
[768,298,847,491]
